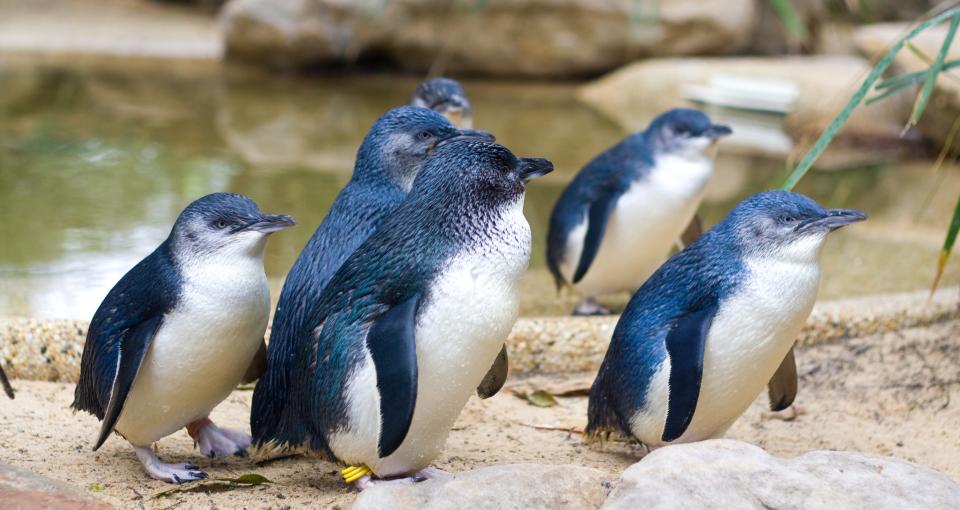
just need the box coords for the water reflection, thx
[0,61,956,318]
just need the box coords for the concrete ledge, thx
[2,288,957,381]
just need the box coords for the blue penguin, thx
[252,107,494,445]
[410,77,473,128]
[72,193,294,483]
[260,140,552,488]
[546,108,732,315]
[586,190,866,447]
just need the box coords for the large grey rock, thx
[854,22,960,147]
[351,464,615,510]
[578,55,916,162]
[0,462,112,509]
[602,439,960,510]
[220,0,756,77]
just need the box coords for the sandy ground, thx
[1,320,959,509]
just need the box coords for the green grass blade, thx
[769,0,809,41]
[781,7,960,191]
[931,193,960,294]
[874,59,960,91]
[910,14,960,126]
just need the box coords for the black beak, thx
[518,157,553,182]
[705,124,733,139]
[798,208,867,232]
[235,214,296,234]
[436,129,495,147]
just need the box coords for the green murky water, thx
[1,60,957,318]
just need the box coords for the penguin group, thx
[72,76,866,486]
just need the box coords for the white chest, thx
[330,200,531,476]
[564,155,712,296]
[631,254,821,447]
[115,255,270,445]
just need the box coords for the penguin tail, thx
[585,374,626,446]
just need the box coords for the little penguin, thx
[260,140,552,488]
[586,190,866,447]
[252,107,495,446]
[410,77,473,128]
[546,108,732,315]
[72,193,295,483]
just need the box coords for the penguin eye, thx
[214,219,229,229]
[417,131,433,141]
[778,215,798,224]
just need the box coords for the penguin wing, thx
[767,345,798,411]
[476,344,508,399]
[93,314,164,450]
[572,187,622,283]
[662,301,719,442]
[366,293,421,458]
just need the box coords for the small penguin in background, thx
[546,108,731,315]
[260,141,552,488]
[410,77,473,128]
[587,191,866,448]
[253,107,494,446]
[72,193,295,483]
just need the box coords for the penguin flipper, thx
[241,339,268,384]
[767,346,798,411]
[476,344,508,399]
[367,294,420,458]
[94,314,164,450]
[573,191,620,283]
[662,302,718,442]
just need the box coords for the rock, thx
[220,0,756,77]
[854,22,960,147]
[351,464,614,510]
[0,462,112,510]
[578,55,916,163]
[602,439,960,510]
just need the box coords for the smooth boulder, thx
[602,439,960,510]
[220,0,756,77]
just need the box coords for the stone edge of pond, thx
[1,287,957,382]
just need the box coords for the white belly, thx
[561,155,711,297]
[329,201,530,476]
[630,254,821,446]
[116,257,270,446]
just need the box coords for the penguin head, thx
[355,106,493,191]
[411,140,553,205]
[647,108,732,157]
[725,190,866,262]
[170,193,296,259]
[410,77,473,128]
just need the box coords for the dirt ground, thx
[1,320,958,509]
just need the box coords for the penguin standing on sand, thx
[253,107,494,445]
[587,191,866,447]
[546,108,731,315]
[410,77,474,129]
[259,141,552,488]
[72,193,295,483]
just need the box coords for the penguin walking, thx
[72,193,295,483]
[410,77,473,128]
[546,108,731,315]
[252,107,494,445]
[260,141,552,488]
[587,191,866,447]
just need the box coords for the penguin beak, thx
[518,157,553,182]
[235,214,297,234]
[797,209,867,232]
[436,129,495,147]
[704,124,733,139]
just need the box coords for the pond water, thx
[1,59,957,318]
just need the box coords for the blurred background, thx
[1,0,958,318]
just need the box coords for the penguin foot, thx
[572,298,612,316]
[354,475,420,491]
[134,446,208,484]
[188,417,251,457]
[412,467,451,481]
